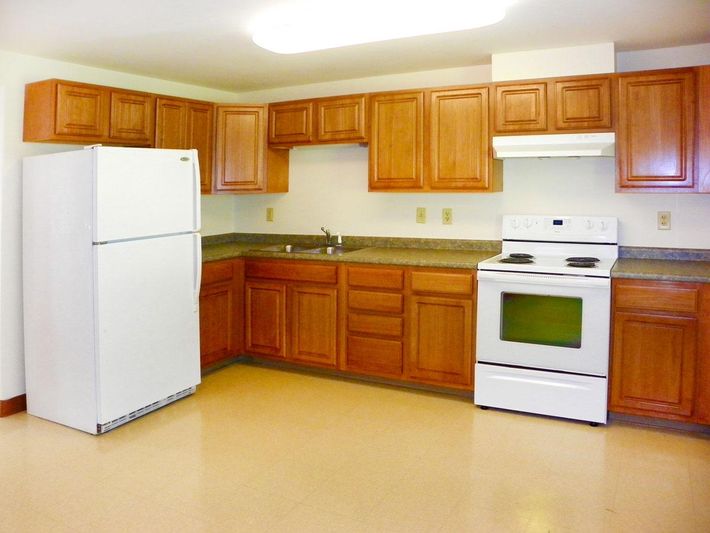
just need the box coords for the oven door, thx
[476,270,610,376]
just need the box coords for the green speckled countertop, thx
[612,259,710,283]
[202,234,500,269]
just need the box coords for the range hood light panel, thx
[251,0,514,54]
[492,133,616,159]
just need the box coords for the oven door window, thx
[500,293,583,348]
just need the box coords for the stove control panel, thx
[502,215,618,244]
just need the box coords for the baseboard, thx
[0,394,27,417]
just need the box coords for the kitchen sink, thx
[301,246,359,255]
[252,244,359,255]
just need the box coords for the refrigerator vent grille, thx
[96,386,196,434]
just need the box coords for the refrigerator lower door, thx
[93,147,200,242]
[94,233,201,426]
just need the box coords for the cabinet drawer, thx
[202,260,234,285]
[246,260,337,284]
[347,266,404,290]
[348,313,403,338]
[348,290,404,314]
[346,335,403,376]
[615,281,698,314]
[411,270,473,295]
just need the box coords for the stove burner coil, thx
[565,256,600,263]
[500,257,534,264]
[509,253,534,259]
[567,261,597,268]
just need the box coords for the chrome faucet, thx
[320,226,332,246]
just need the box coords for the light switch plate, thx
[266,207,274,222]
[416,207,426,224]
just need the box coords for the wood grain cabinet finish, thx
[429,88,499,191]
[369,91,425,190]
[24,79,154,146]
[199,259,244,368]
[268,101,313,144]
[155,97,214,193]
[493,83,548,133]
[696,66,710,193]
[214,105,289,194]
[553,77,612,130]
[616,69,696,191]
[244,260,337,368]
[315,95,367,143]
[610,279,710,424]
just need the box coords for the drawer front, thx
[615,281,698,314]
[411,270,474,296]
[246,260,337,284]
[202,260,234,285]
[348,290,404,314]
[346,335,403,376]
[348,312,404,338]
[347,266,404,290]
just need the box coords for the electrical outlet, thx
[442,208,453,225]
[266,207,274,222]
[657,211,671,230]
[416,207,426,224]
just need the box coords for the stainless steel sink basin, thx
[301,246,359,255]
[253,244,313,253]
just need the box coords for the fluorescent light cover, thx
[252,0,513,54]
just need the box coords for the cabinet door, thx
[199,260,244,368]
[289,285,337,367]
[693,285,710,424]
[186,102,215,194]
[617,70,696,190]
[109,90,155,145]
[429,88,491,190]
[611,312,697,419]
[155,97,187,149]
[369,92,424,190]
[269,102,313,144]
[55,81,109,138]
[214,106,266,192]
[316,96,367,143]
[408,295,473,388]
[553,77,612,130]
[493,83,547,133]
[245,281,286,358]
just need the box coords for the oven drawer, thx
[614,280,698,314]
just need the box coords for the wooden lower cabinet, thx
[610,279,709,424]
[244,281,287,358]
[408,295,473,388]
[199,259,244,368]
[289,285,337,366]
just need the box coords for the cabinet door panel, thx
[611,312,697,418]
[316,96,366,142]
[269,102,312,144]
[408,296,473,387]
[554,78,612,130]
[369,92,424,190]
[186,103,214,193]
[695,286,710,424]
[245,281,286,357]
[617,71,696,190]
[494,83,547,133]
[109,90,154,145]
[199,283,234,367]
[155,97,187,149]
[430,88,490,190]
[289,286,337,367]
[346,335,403,377]
[214,106,265,192]
[55,82,109,138]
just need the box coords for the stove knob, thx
[600,221,608,231]
[585,219,593,230]
[510,218,520,229]
[523,218,533,228]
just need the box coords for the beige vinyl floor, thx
[1,363,709,532]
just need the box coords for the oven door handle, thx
[477,270,610,288]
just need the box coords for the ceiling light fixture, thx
[251,0,514,54]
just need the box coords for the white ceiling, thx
[1,0,708,92]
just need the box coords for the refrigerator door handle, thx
[193,233,202,312]
[191,149,201,232]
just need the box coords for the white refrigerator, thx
[23,146,202,434]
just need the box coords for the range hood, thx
[492,133,615,159]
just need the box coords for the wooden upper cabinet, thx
[369,91,425,190]
[429,87,498,191]
[315,95,367,143]
[697,66,710,193]
[553,77,611,130]
[108,89,155,145]
[616,69,696,191]
[214,105,288,194]
[494,82,547,133]
[268,101,313,144]
[155,97,214,193]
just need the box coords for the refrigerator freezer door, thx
[93,147,200,242]
[94,233,201,424]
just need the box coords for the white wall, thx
[230,48,710,248]
[0,50,242,400]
